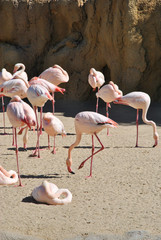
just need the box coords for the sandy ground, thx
[0,100,161,240]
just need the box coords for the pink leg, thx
[52,92,55,114]
[32,107,40,158]
[52,136,56,154]
[78,133,104,176]
[39,107,43,135]
[2,96,7,135]
[106,103,109,135]
[86,135,95,178]
[48,135,50,150]
[12,127,15,146]
[96,97,99,113]
[14,128,23,187]
[135,109,139,147]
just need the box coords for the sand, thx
[0,101,161,240]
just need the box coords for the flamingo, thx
[32,180,72,205]
[96,81,123,117]
[43,112,66,154]
[0,63,28,134]
[39,64,69,113]
[0,165,18,185]
[13,63,28,84]
[39,64,69,86]
[66,111,118,178]
[27,83,64,157]
[114,91,159,147]
[7,95,36,186]
[88,68,105,112]
[0,68,13,134]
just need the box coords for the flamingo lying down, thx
[32,180,72,205]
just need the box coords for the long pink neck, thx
[142,108,158,137]
[68,132,82,159]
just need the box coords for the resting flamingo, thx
[7,95,36,186]
[66,111,118,178]
[39,64,69,113]
[96,81,123,117]
[43,112,66,154]
[13,63,28,83]
[39,64,69,86]
[32,180,72,205]
[114,91,159,147]
[0,165,18,185]
[88,68,105,112]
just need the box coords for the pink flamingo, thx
[0,68,13,134]
[39,64,69,113]
[43,112,66,154]
[114,91,159,147]
[0,165,18,185]
[96,81,123,117]
[13,63,28,84]
[32,180,72,205]
[0,63,28,134]
[27,83,63,157]
[7,95,36,186]
[39,64,69,86]
[88,68,105,112]
[66,111,118,178]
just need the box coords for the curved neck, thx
[142,109,158,136]
[52,189,72,205]
[13,64,25,78]
[68,132,82,159]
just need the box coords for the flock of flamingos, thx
[0,63,159,205]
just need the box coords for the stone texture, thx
[0,0,161,102]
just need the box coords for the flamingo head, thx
[153,132,159,147]
[10,95,21,102]
[13,63,25,73]
[66,158,75,174]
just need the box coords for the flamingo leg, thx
[32,107,40,158]
[135,109,139,147]
[2,96,7,135]
[86,134,95,178]
[14,128,23,187]
[78,133,104,175]
[51,136,56,154]
[106,103,110,136]
[52,92,55,114]
[12,127,15,146]
[48,134,50,150]
[40,107,43,135]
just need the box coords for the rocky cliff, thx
[0,0,161,102]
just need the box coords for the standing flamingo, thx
[66,111,118,178]
[88,68,105,112]
[7,95,36,186]
[32,180,72,205]
[96,81,123,117]
[0,64,28,134]
[39,64,69,113]
[0,165,18,185]
[39,64,69,86]
[114,91,159,147]
[27,83,64,157]
[43,112,66,154]
[13,63,28,84]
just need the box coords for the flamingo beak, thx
[55,87,66,94]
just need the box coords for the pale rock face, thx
[0,0,161,102]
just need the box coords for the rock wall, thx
[0,0,161,102]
